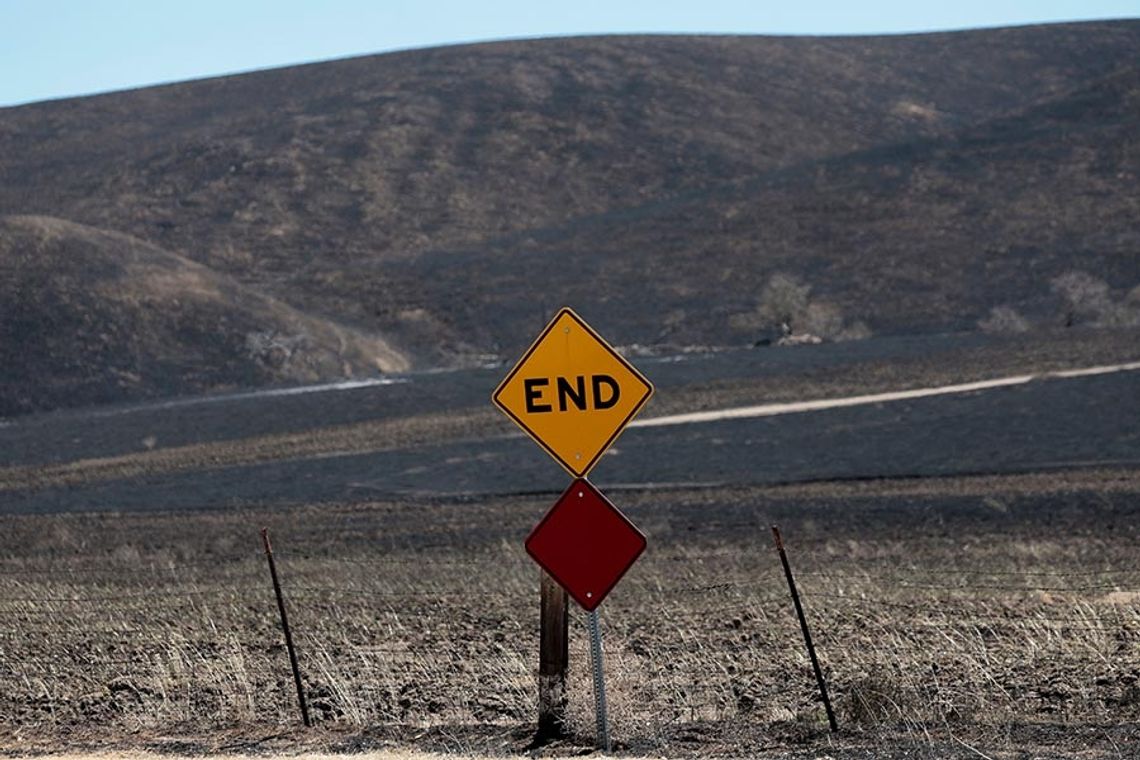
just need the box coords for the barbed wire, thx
[286,585,485,603]
[0,528,1137,730]
[0,586,253,604]
[801,590,1139,613]
[621,578,777,595]
[799,566,1140,579]
[274,552,496,567]
[882,580,1134,592]
[0,557,260,576]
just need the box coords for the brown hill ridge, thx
[0,216,407,416]
[1,21,1139,412]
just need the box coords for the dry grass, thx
[32,754,489,760]
[0,473,1138,755]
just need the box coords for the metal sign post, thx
[587,609,611,751]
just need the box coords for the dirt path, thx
[5,359,1138,499]
[633,359,1140,427]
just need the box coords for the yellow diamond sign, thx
[493,308,654,477]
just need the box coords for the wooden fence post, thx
[536,569,569,741]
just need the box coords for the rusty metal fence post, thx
[772,524,837,732]
[261,527,311,727]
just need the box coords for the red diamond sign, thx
[525,478,647,611]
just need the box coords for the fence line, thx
[799,566,1140,578]
[0,528,1135,734]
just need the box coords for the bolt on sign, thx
[492,307,654,477]
[526,478,647,611]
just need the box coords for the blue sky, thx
[2,0,1137,107]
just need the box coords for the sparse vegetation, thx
[244,329,310,370]
[1053,271,1113,327]
[1,473,1138,755]
[977,272,1140,336]
[733,273,871,344]
[978,305,1031,335]
[1052,270,1140,328]
[755,272,812,333]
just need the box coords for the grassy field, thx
[1,468,1138,757]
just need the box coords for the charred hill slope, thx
[0,20,1138,410]
[408,61,1140,354]
[0,216,407,416]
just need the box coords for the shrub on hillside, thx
[1051,271,1112,326]
[1097,303,1140,328]
[733,272,871,344]
[835,319,874,341]
[1051,271,1140,328]
[244,330,309,370]
[978,306,1031,335]
[756,272,812,332]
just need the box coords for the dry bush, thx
[801,302,844,338]
[978,305,1032,335]
[244,330,309,370]
[1052,271,1112,321]
[736,273,871,343]
[1094,302,1140,328]
[206,242,255,273]
[1051,270,1140,328]
[835,319,873,342]
[756,273,812,332]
